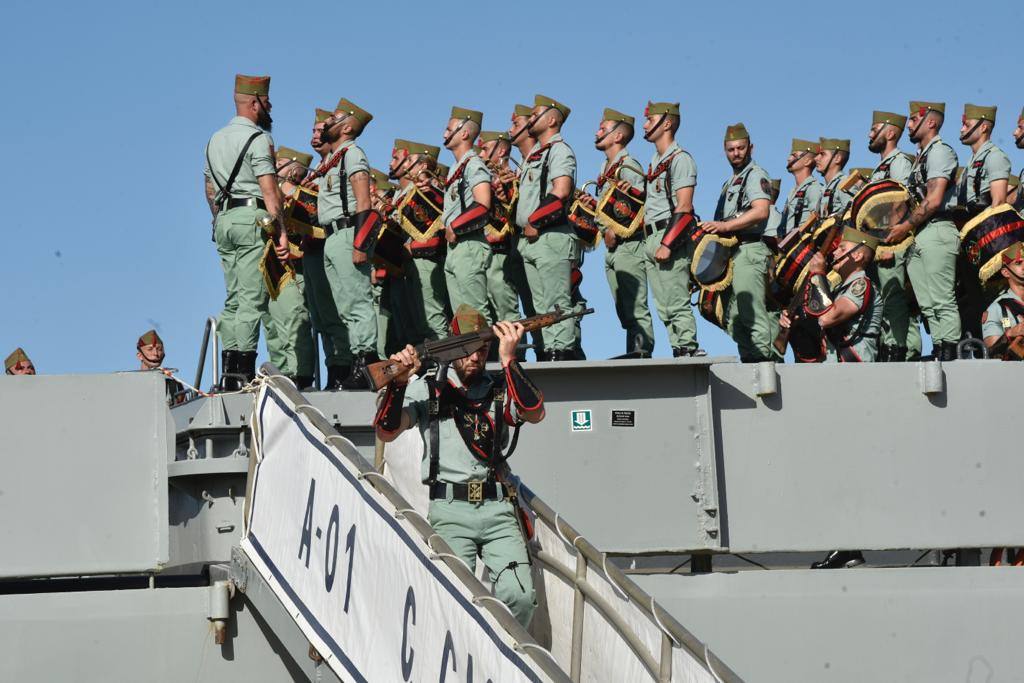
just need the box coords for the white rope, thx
[552,512,582,549]
[356,470,388,484]
[472,594,512,614]
[425,533,445,549]
[295,403,328,422]
[650,597,681,647]
[601,553,630,602]
[429,551,474,574]
[704,644,726,683]
[325,434,349,446]
[394,508,429,526]
[156,367,211,397]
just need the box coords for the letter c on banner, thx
[439,630,457,682]
[401,586,416,681]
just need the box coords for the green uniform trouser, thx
[214,205,269,352]
[519,226,579,352]
[375,276,410,358]
[428,498,535,627]
[303,245,350,367]
[487,248,522,323]
[405,255,450,342]
[877,250,922,357]
[323,228,377,355]
[727,241,777,362]
[643,231,697,352]
[604,236,655,354]
[445,234,493,321]
[506,241,542,356]
[264,272,315,377]
[906,221,961,345]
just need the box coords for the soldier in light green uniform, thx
[780,138,823,233]
[507,104,544,356]
[203,74,288,389]
[369,167,407,358]
[515,95,580,360]
[4,348,35,375]
[887,101,960,361]
[815,138,855,217]
[981,242,1024,356]
[702,123,778,362]
[766,178,784,240]
[589,108,654,356]
[956,104,1012,340]
[390,139,449,344]
[303,107,351,389]
[640,101,701,356]
[439,107,494,322]
[868,110,921,362]
[374,308,546,627]
[263,146,315,388]
[317,97,379,389]
[1013,108,1024,212]
[478,130,522,326]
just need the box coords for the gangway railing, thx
[520,486,742,683]
[193,316,220,392]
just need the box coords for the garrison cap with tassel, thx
[645,101,680,117]
[450,106,483,126]
[315,108,332,123]
[4,347,31,372]
[234,74,270,96]
[514,103,533,118]
[602,108,635,126]
[370,168,396,192]
[534,94,571,121]
[137,330,163,349]
[725,123,749,141]
[478,131,510,143]
[276,146,313,169]
[451,304,488,335]
[910,101,945,117]
[872,110,907,130]
[335,98,373,126]
[1002,241,1024,265]
[842,226,880,251]
[791,138,819,154]
[963,103,997,123]
[819,138,851,152]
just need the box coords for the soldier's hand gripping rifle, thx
[365,307,595,390]
[772,218,842,358]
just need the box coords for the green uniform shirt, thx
[644,142,697,224]
[442,149,491,228]
[713,160,772,236]
[597,148,645,197]
[781,176,823,232]
[515,134,576,228]
[317,139,370,225]
[826,269,882,361]
[819,174,854,217]
[981,288,1024,339]
[871,149,914,184]
[402,369,521,484]
[908,136,958,216]
[204,116,275,200]
[766,205,784,239]
[1016,169,1024,213]
[957,140,1011,209]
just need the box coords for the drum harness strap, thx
[958,146,994,209]
[998,297,1024,333]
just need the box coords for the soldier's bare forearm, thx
[204,178,219,218]
[908,178,948,228]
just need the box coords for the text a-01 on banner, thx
[241,386,549,683]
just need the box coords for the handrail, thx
[519,484,744,683]
[256,365,572,683]
[194,317,220,392]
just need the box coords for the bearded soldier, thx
[589,108,654,356]
[375,307,545,627]
[318,98,380,389]
[702,123,777,362]
[515,95,580,360]
[437,107,494,320]
[4,348,35,376]
[304,108,352,389]
[204,74,288,389]
[868,110,921,362]
[390,139,448,343]
[887,102,961,361]
[780,138,823,233]
[1014,108,1024,212]
[815,138,854,218]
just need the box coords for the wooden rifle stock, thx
[364,307,595,390]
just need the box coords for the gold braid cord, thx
[692,232,739,293]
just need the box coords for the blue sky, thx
[3,0,1019,378]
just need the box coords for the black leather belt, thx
[222,197,266,211]
[737,234,763,245]
[429,481,505,502]
[616,230,645,243]
[323,217,352,236]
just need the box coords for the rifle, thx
[364,307,595,390]
[772,217,841,357]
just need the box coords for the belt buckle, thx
[467,480,484,503]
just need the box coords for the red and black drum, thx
[959,203,1024,284]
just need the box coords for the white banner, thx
[241,385,552,683]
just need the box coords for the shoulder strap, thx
[337,148,350,216]
[999,297,1024,326]
[207,130,262,202]
[425,368,443,485]
[665,156,675,215]
[973,147,994,203]
[793,182,808,227]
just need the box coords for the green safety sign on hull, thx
[571,409,592,432]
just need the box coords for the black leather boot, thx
[548,349,576,362]
[325,365,350,391]
[339,352,379,391]
[811,550,865,569]
[939,341,959,361]
[891,346,908,362]
[673,347,707,358]
[218,350,243,391]
[291,376,314,391]
[877,344,892,362]
[237,351,258,384]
